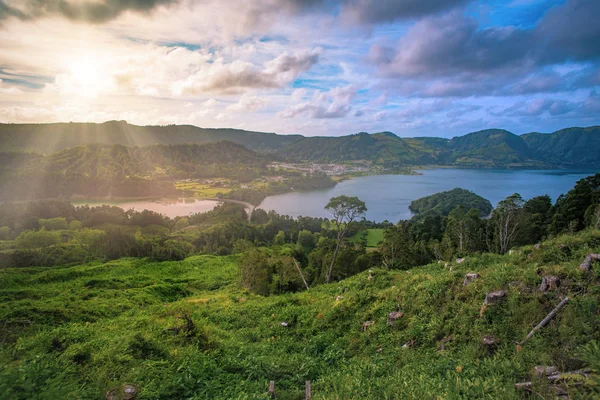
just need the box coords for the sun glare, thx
[69,57,104,97]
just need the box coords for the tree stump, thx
[386,311,404,326]
[539,276,560,292]
[480,290,506,317]
[463,273,479,286]
[361,320,375,331]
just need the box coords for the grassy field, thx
[174,181,232,199]
[350,228,384,248]
[1,232,600,399]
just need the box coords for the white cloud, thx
[227,95,267,112]
[279,85,356,119]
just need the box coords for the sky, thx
[0,0,598,137]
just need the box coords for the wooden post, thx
[269,380,275,399]
[305,380,311,399]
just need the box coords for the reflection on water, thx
[72,198,221,219]
[258,168,598,222]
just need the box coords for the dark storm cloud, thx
[372,0,600,81]
[0,0,177,23]
[0,0,474,25]
[341,0,470,24]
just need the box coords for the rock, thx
[534,365,559,378]
[483,290,506,305]
[456,258,465,264]
[105,385,138,400]
[538,276,560,292]
[579,253,600,272]
[123,385,138,400]
[386,311,404,326]
[361,320,374,332]
[482,335,498,347]
[462,273,479,286]
[438,336,453,350]
[105,388,119,400]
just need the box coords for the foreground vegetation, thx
[1,173,600,398]
[1,230,600,399]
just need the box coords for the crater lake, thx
[258,168,598,222]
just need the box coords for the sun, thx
[71,59,99,83]
[69,57,104,97]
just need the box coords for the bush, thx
[15,229,61,249]
[151,239,194,261]
[38,217,68,231]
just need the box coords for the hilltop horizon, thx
[2,119,598,140]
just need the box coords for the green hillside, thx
[2,122,600,168]
[409,188,493,218]
[521,126,600,167]
[278,126,600,168]
[1,231,599,399]
[0,121,303,154]
[0,141,270,200]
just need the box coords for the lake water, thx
[258,169,598,222]
[72,198,221,219]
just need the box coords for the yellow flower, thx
[456,365,463,373]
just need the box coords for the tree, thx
[296,230,316,252]
[379,225,413,269]
[445,206,469,254]
[173,217,190,231]
[491,193,524,254]
[273,230,285,245]
[239,248,270,295]
[15,229,61,249]
[324,195,367,283]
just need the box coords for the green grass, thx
[174,181,232,198]
[1,231,600,399]
[350,229,384,248]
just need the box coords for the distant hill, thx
[279,126,600,168]
[0,121,302,154]
[0,141,268,200]
[521,126,600,167]
[1,121,599,167]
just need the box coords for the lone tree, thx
[325,195,367,283]
[491,193,524,254]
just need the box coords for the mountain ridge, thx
[1,121,599,167]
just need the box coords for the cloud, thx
[0,78,23,94]
[341,0,470,24]
[175,49,319,95]
[227,95,267,112]
[494,98,577,117]
[279,85,355,119]
[371,0,600,79]
[0,0,177,23]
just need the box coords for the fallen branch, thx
[580,253,600,272]
[292,258,310,291]
[519,297,569,346]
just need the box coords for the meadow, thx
[1,231,599,399]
